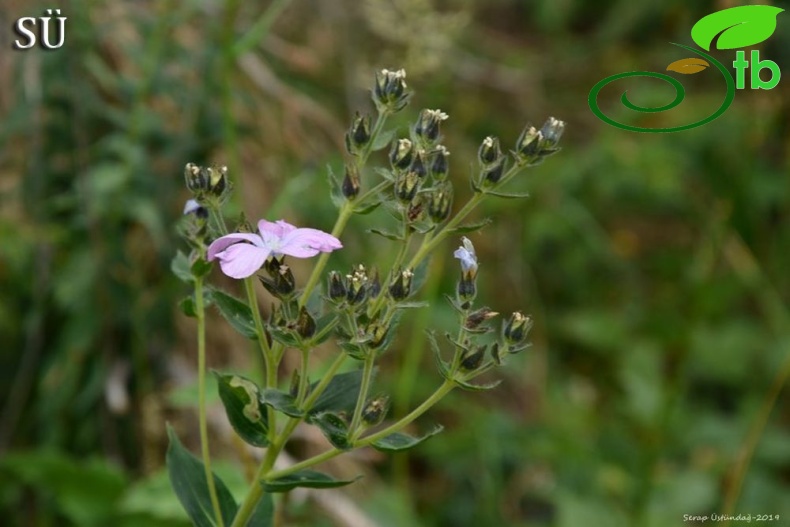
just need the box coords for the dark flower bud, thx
[373,68,411,113]
[428,182,453,223]
[260,257,296,297]
[342,164,360,199]
[367,267,381,298]
[478,136,503,165]
[388,268,414,301]
[460,345,486,371]
[289,369,301,397]
[296,306,317,339]
[395,171,420,203]
[482,156,507,185]
[328,271,347,301]
[389,138,414,170]
[345,112,372,155]
[490,342,502,365]
[409,150,428,179]
[362,394,390,426]
[464,307,499,330]
[515,124,542,159]
[414,109,448,145]
[504,311,532,345]
[184,163,207,193]
[430,145,450,180]
[457,277,476,305]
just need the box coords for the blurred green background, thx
[1,0,789,526]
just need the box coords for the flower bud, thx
[388,268,414,301]
[490,342,502,365]
[460,345,486,371]
[504,311,532,345]
[414,109,448,145]
[539,116,565,149]
[464,307,498,330]
[345,112,372,155]
[429,145,450,180]
[261,257,296,297]
[428,182,453,223]
[389,138,414,170]
[342,164,360,199]
[367,267,381,298]
[395,171,420,203]
[362,395,390,426]
[409,150,428,179]
[184,163,207,193]
[207,165,228,197]
[407,196,425,224]
[367,322,389,348]
[328,271,347,301]
[346,265,369,305]
[289,369,301,397]
[373,68,411,113]
[478,136,502,165]
[515,124,542,159]
[482,156,506,185]
[296,306,317,339]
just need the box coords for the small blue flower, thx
[453,237,478,275]
[183,199,201,215]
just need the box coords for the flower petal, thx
[258,219,297,239]
[207,233,264,261]
[279,228,343,258]
[214,243,271,279]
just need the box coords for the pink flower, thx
[207,219,342,279]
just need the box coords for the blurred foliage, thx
[1,0,789,526]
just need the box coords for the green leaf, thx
[179,296,197,318]
[427,332,451,381]
[248,492,275,527]
[262,470,360,492]
[307,369,368,418]
[207,289,258,340]
[327,165,346,209]
[447,217,492,235]
[371,128,395,152]
[353,198,384,215]
[191,257,213,279]
[310,314,339,346]
[268,325,301,347]
[215,373,269,447]
[166,426,239,526]
[484,189,531,199]
[368,227,404,241]
[171,251,194,283]
[260,389,303,418]
[395,301,429,310]
[691,5,784,51]
[312,412,352,450]
[453,378,502,392]
[371,425,444,452]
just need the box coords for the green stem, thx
[195,276,225,527]
[244,278,277,445]
[348,353,376,439]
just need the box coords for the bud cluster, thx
[373,69,411,113]
[259,256,296,300]
[184,162,230,201]
[327,265,382,309]
[513,117,565,167]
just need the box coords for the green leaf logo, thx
[691,5,784,51]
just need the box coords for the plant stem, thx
[244,277,277,446]
[348,353,376,438]
[195,275,225,527]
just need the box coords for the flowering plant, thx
[170,69,564,526]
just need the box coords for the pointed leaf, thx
[427,331,451,380]
[179,296,197,318]
[268,325,300,347]
[166,426,238,526]
[327,165,346,209]
[691,5,784,51]
[485,189,531,199]
[215,373,269,447]
[263,470,360,492]
[447,217,492,235]
[666,57,710,74]
[191,257,213,279]
[171,251,194,283]
[353,198,384,215]
[368,227,403,241]
[395,301,429,310]
[312,412,352,450]
[260,388,303,418]
[371,425,444,452]
[207,289,258,340]
[371,128,395,152]
[453,378,502,392]
[307,369,368,418]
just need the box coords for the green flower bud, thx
[428,182,453,223]
[430,145,450,180]
[328,271,347,301]
[414,109,448,146]
[346,265,369,305]
[515,124,542,159]
[362,394,390,426]
[207,165,228,197]
[395,171,421,203]
[409,150,428,179]
[482,156,507,185]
